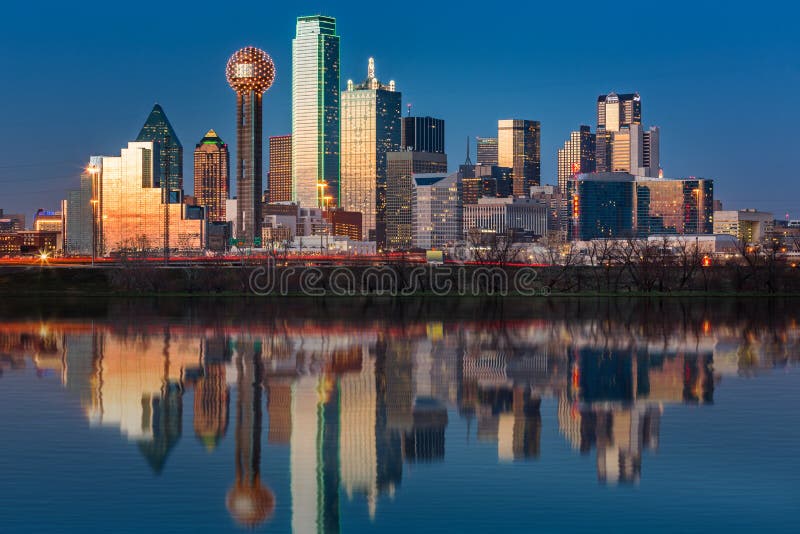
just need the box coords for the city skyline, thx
[2,2,797,222]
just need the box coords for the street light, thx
[87,164,100,266]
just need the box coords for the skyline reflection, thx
[1,298,798,530]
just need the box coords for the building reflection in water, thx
[0,304,798,526]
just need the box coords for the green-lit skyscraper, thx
[292,15,340,208]
[136,104,183,201]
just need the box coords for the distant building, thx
[557,126,595,193]
[293,15,340,208]
[324,209,363,241]
[0,209,25,233]
[530,185,569,235]
[459,164,513,204]
[269,135,292,203]
[194,129,230,223]
[498,119,541,196]
[713,209,774,243]
[62,171,94,255]
[33,209,63,251]
[567,172,714,240]
[597,92,641,132]
[463,197,547,239]
[476,137,498,166]
[401,116,445,153]
[94,141,205,253]
[595,92,659,177]
[386,151,448,250]
[412,172,462,249]
[0,231,58,256]
[340,58,401,243]
[136,104,184,198]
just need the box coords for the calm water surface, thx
[1,298,798,533]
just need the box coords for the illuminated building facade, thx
[62,171,94,255]
[713,209,774,243]
[194,129,230,223]
[476,137,498,165]
[386,151,447,250]
[324,209,363,241]
[0,209,25,233]
[95,141,205,253]
[401,116,444,153]
[459,163,513,204]
[292,15,340,208]
[340,58,401,242]
[268,135,292,203]
[498,119,541,196]
[136,104,184,200]
[412,172,462,249]
[557,125,595,193]
[567,172,714,240]
[226,46,275,245]
[463,197,547,239]
[636,177,713,235]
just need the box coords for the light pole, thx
[87,164,100,266]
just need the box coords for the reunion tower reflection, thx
[226,339,275,527]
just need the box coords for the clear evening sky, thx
[1,0,797,221]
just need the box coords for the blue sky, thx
[1,0,797,221]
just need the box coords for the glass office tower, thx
[498,119,541,196]
[292,15,340,208]
[557,126,596,193]
[226,46,275,245]
[136,104,183,202]
[340,58,401,242]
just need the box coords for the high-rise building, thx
[557,126,596,193]
[412,172,462,249]
[597,92,641,132]
[292,15,340,208]
[401,116,445,153]
[386,151,448,250]
[94,141,205,253]
[62,170,93,255]
[476,137,498,166]
[498,120,541,196]
[636,177,713,235]
[194,129,230,223]
[136,104,184,199]
[226,46,275,245]
[268,135,292,203]
[459,164,513,204]
[340,58,401,242]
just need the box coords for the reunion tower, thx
[226,47,275,245]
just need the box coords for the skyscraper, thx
[386,151,448,250]
[226,46,275,245]
[62,170,93,255]
[401,116,445,153]
[292,15,340,208]
[268,135,292,203]
[340,58,401,242]
[557,126,596,193]
[476,137,498,166]
[136,104,183,200]
[93,142,205,253]
[596,92,642,173]
[498,120,541,196]
[194,129,230,223]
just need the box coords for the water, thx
[0,297,798,533]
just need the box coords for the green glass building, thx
[292,15,340,209]
[136,104,183,202]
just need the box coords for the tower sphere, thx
[226,46,275,94]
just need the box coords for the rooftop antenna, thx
[464,136,473,166]
[407,103,412,117]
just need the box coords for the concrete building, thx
[464,197,548,240]
[62,171,93,255]
[713,209,774,243]
[386,151,448,250]
[268,134,292,203]
[412,172,462,249]
[476,137,498,166]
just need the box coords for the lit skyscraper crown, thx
[226,47,275,94]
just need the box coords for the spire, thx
[464,136,473,165]
[367,57,375,79]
